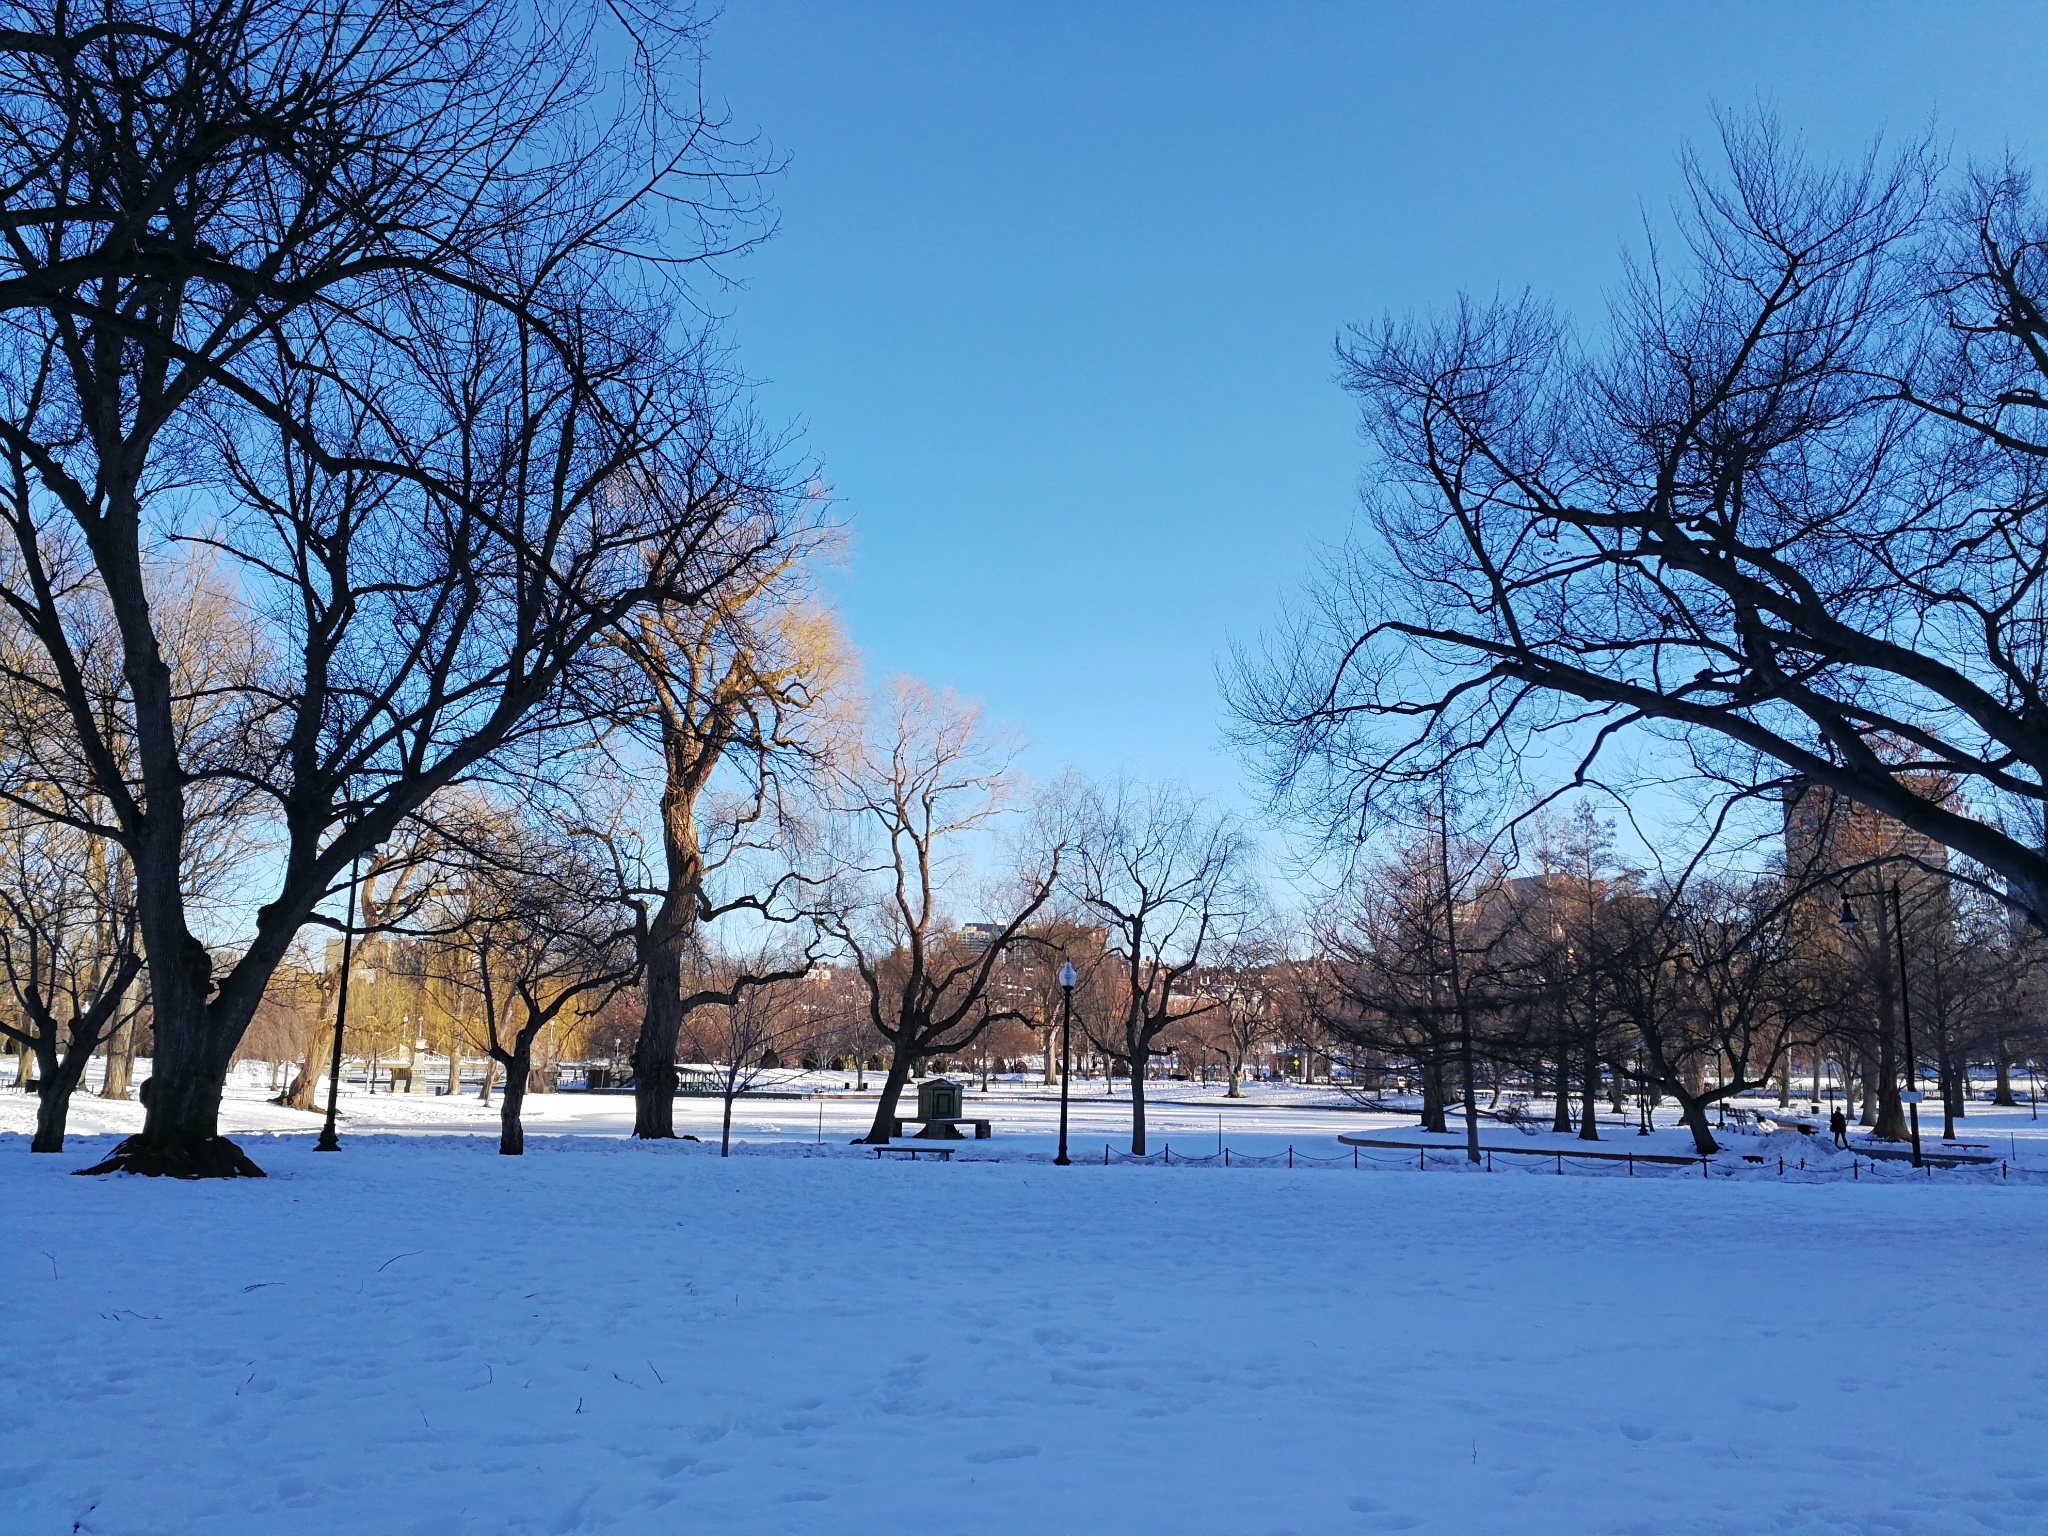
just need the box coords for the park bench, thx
[875,1145,953,1161]
[1754,1110,1818,1134]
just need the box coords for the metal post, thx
[1891,882,1924,1169]
[1055,965,1075,1166]
[315,856,361,1153]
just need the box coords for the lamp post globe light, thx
[1055,961,1077,1167]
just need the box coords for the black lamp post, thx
[1054,961,1076,1166]
[1838,880,1925,1169]
[314,855,361,1154]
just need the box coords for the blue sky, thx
[703,2,2048,819]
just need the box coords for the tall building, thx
[1781,774,1954,941]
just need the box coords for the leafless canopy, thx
[1233,116,2048,927]
[0,0,795,1171]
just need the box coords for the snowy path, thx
[5,1133,2047,1535]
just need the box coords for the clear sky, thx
[702,2,2048,819]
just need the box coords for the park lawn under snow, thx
[5,1130,2048,1536]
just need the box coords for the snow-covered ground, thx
[5,1095,2048,1535]
[16,1063,2048,1168]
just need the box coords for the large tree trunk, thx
[445,1033,462,1097]
[1994,1055,2017,1107]
[1420,1056,1447,1134]
[1226,1058,1242,1098]
[864,1048,916,1143]
[498,1052,530,1155]
[80,968,265,1178]
[100,1019,134,1101]
[281,1027,324,1111]
[1129,1053,1149,1155]
[1577,1043,1600,1141]
[1677,1094,1719,1156]
[1871,1033,1908,1141]
[631,916,687,1139]
[1550,1050,1574,1133]
[1042,1027,1057,1087]
[31,1039,94,1153]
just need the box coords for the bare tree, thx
[610,549,841,1140]
[818,680,1064,1144]
[1311,816,1514,1160]
[0,805,143,1149]
[439,812,639,1156]
[680,954,817,1155]
[0,0,785,1176]
[1212,926,1287,1098]
[1601,876,1817,1155]
[1233,117,2048,935]
[1064,778,1250,1155]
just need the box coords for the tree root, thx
[75,1134,267,1179]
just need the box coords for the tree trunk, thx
[31,1039,94,1153]
[631,919,686,1139]
[100,1020,134,1101]
[1550,1050,1574,1133]
[1420,1056,1447,1133]
[1042,1027,1056,1087]
[721,1090,735,1155]
[79,978,265,1178]
[1777,1055,1791,1108]
[479,1056,497,1105]
[445,1034,462,1097]
[281,1027,325,1111]
[1677,1094,1719,1156]
[1129,1053,1149,1155]
[498,1052,530,1155]
[1871,1034,1908,1141]
[864,1048,916,1143]
[1858,1049,1881,1128]
[1994,1055,2017,1107]
[1226,1059,1242,1098]
[1577,1044,1600,1141]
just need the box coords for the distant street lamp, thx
[1055,961,1076,1167]
[1838,880,1924,1169]
[315,856,362,1154]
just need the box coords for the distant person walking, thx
[1829,1108,1849,1149]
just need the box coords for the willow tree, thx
[0,0,786,1175]
[612,551,841,1140]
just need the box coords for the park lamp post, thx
[1838,881,1925,1169]
[1055,960,1076,1167]
[315,856,362,1154]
